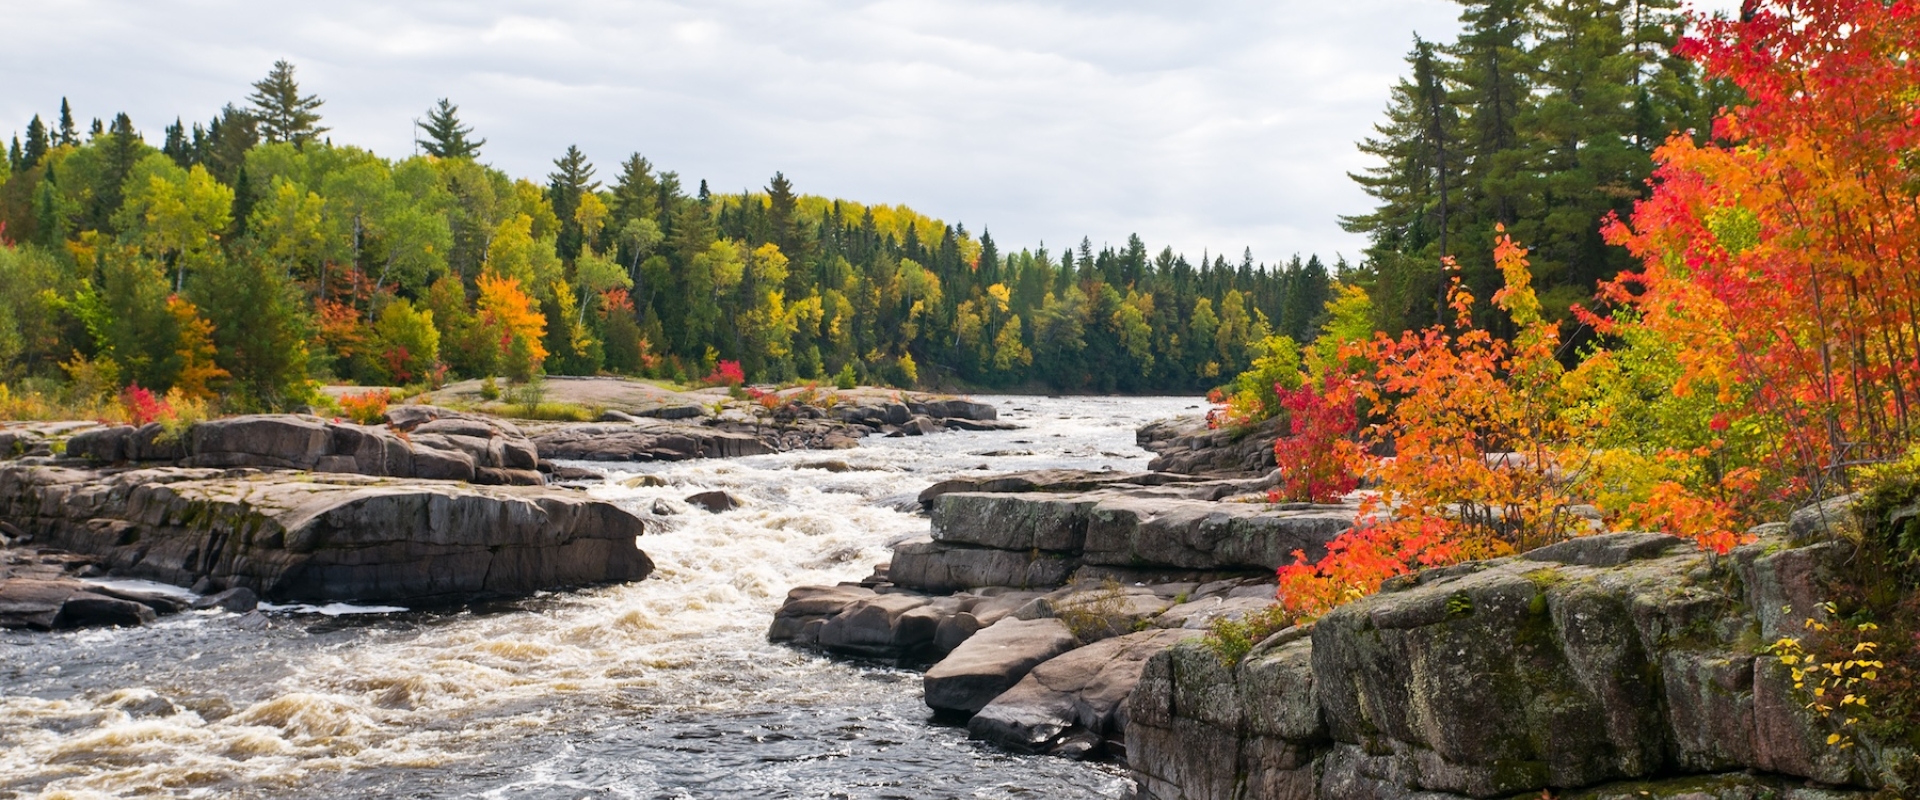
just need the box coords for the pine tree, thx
[416,98,485,159]
[247,60,328,145]
[56,98,77,146]
[22,116,48,167]
[6,137,20,172]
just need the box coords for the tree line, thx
[1341,0,1739,336]
[0,61,1336,410]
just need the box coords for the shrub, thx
[703,359,746,388]
[118,384,173,426]
[1202,604,1295,667]
[834,362,858,390]
[338,389,391,425]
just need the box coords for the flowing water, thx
[0,395,1205,799]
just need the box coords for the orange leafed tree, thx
[1603,0,1920,500]
[475,273,547,380]
[1278,232,1588,615]
[166,296,228,401]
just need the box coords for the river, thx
[0,395,1204,799]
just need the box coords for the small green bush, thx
[1202,604,1295,666]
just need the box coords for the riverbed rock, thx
[684,490,744,513]
[527,422,773,461]
[1126,532,1885,799]
[968,628,1194,757]
[1138,415,1285,478]
[812,592,954,660]
[889,537,1080,593]
[0,464,653,606]
[190,586,259,613]
[923,617,1080,714]
[57,410,547,486]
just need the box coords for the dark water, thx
[0,396,1203,799]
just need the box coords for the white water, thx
[0,396,1204,799]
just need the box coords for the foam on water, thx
[0,396,1200,798]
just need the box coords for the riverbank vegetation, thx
[1257,0,1920,625]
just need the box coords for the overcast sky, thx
[3,0,1740,267]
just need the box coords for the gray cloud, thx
[2,0,1742,266]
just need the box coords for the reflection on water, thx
[0,396,1202,799]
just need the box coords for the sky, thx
[2,0,1742,268]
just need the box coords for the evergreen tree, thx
[610,153,660,225]
[547,145,599,261]
[201,105,258,186]
[56,98,77,146]
[416,98,485,159]
[23,116,48,167]
[93,113,144,233]
[162,118,190,167]
[247,60,328,145]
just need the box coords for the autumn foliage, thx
[1277,0,1920,616]
[1602,0,1920,504]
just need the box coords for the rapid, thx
[0,396,1203,799]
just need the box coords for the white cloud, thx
[0,0,1746,265]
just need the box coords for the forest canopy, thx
[0,61,1339,410]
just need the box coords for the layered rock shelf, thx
[771,470,1357,758]
[1127,532,1885,799]
[0,464,652,606]
[891,478,1357,594]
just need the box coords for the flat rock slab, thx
[527,422,772,461]
[924,617,1080,714]
[0,465,652,606]
[969,628,1194,756]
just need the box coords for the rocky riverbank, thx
[1128,529,1888,799]
[0,387,1013,631]
[768,412,1900,799]
[770,468,1357,758]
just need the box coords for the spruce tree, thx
[6,137,20,172]
[94,113,144,232]
[610,153,660,225]
[22,116,48,167]
[247,60,328,145]
[56,98,77,146]
[203,105,258,186]
[415,98,484,159]
[547,145,599,260]
[162,118,190,167]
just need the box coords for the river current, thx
[0,395,1203,799]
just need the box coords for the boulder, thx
[923,617,1079,714]
[813,592,947,659]
[968,628,1193,756]
[685,490,743,513]
[920,399,998,421]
